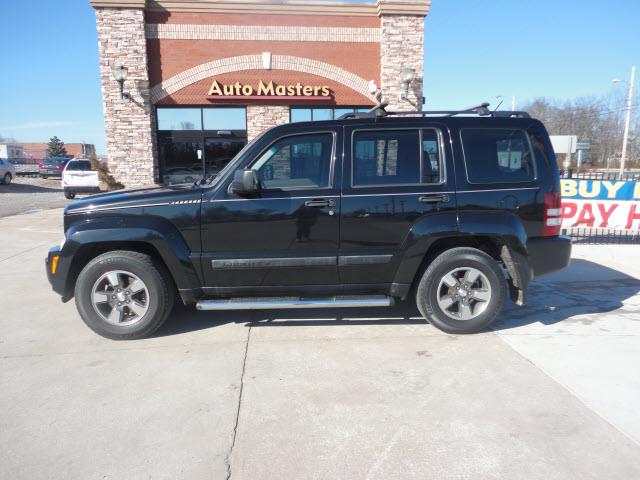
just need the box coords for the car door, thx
[339,123,457,286]
[200,127,342,291]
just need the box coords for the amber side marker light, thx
[51,255,60,275]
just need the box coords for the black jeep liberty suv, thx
[46,103,571,339]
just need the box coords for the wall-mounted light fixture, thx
[111,64,130,99]
[399,67,416,102]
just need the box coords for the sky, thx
[0,0,638,154]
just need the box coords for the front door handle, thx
[419,194,450,204]
[305,198,336,208]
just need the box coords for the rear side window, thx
[66,161,92,171]
[461,129,535,183]
[353,130,421,186]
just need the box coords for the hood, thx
[64,183,200,215]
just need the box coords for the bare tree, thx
[522,91,639,168]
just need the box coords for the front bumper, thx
[46,244,71,301]
[527,235,572,278]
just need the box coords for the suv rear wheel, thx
[2,173,11,185]
[416,247,505,334]
[74,250,174,340]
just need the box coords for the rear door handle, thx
[305,198,336,208]
[419,194,450,204]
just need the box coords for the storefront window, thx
[157,108,202,130]
[157,107,247,184]
[290,107,370,122]
[203,108,247,130]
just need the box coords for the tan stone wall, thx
[380,15,424,111]
[246,105,290,142]
[96,8,156,186]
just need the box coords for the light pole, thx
[612,65,636,179]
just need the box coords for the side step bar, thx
[196,295,394,311]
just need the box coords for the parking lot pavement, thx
[0,176,72,218]
[1,209,639,479]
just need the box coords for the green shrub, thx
[89,155,124,191]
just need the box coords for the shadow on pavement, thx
[156,258,640,337]
[492,258,640,331]
[3,182,62,193]
[155,298,425,337]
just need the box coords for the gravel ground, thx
[0,176,74,218]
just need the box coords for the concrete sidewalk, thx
[1,209,639,479]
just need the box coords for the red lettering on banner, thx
[626,204,640,230]
[597,203,618,227]
[575,203,595,227]
[562,202,577,218]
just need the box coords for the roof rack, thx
[338,102,531,120]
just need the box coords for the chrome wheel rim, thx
[436,267,492,321]
[91,270,149,326]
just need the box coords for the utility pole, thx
[619,65,636,179]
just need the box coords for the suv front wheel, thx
[416,247,506,334]
[74,251,175,340]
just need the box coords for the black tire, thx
[2,173,11,185]
[41,175,48,179]
[64,190,75,199]
[416,247,506,334]
[74,250,175,340]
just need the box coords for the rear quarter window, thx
[461,128,535,183]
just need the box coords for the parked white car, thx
[61,159,100,199]
[0,158,16,185]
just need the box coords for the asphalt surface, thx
[0,176,72,218]
[1,209,640,479]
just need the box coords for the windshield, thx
[205,131,268,187]
[66,160,93,171]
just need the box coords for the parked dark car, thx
[39,157,71,178]
[46,103,571,340]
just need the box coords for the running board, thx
[195,295,394,311]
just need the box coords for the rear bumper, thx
[63,186,100,194]
[527,235,572,278]
[39,169,62,176]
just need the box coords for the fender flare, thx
[61,216,201,296]
[392,211,532,304]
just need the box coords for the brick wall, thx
[96,8,156,186]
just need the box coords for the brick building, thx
[21,143,96,161]
[90,0,430,186]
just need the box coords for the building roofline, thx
[90,0,431,17]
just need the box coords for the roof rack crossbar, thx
[339,102,531,120]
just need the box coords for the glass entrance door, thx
[204,134,247,178]
[157,107,247,184]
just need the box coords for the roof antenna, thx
[493,95,504,112]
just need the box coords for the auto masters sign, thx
[207,80,332,101]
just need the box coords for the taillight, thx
[38,163,44,169]
[543,191,562,236]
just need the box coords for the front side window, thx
[352,130,421,186]
[251,133,333,190]
[462,128,535,183]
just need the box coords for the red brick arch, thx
[150,54,372,103]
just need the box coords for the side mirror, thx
[230,169,259,196]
